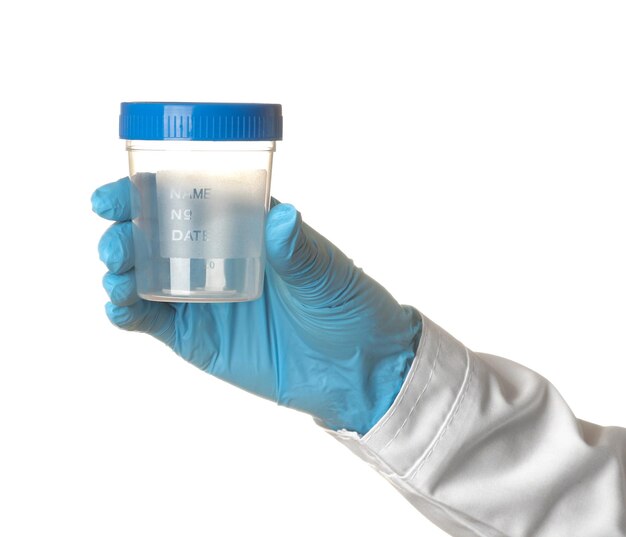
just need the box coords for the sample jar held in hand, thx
[120,102,282,302]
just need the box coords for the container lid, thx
[119,102,282,141]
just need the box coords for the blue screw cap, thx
[120,102,283,141]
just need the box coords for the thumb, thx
[265,203,357,307]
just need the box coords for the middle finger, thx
[98,221,134,274]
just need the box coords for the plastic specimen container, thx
[120,102,282,302]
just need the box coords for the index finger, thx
[91,177,132,221]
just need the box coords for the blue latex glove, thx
[92,178,422,434]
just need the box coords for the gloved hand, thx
[92,178,422,434]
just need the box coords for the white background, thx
[1,1,625,536]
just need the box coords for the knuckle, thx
[98,222,133,273]
[105,303,135,330]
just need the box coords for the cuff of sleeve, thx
[317,312,472,477]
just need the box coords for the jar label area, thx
[155,169,268,259]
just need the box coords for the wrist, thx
[325,308,423,434]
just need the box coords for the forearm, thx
[322,313,626,536]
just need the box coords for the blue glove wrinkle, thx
[106,301,176,346]
[267,209,354,309]
[265,204,303,273]
[172,304,219,373]
[91,178,132,221]
[322,264,363,311]
[141,303,177,346]
[290,228,362,311]
[287,232,323,286]
[103,271,138,306]
[98,222,134,274]
[303,247,356,309]
[105,301,135,328]
[207,300,279,401]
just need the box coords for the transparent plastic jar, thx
[120,102,282,303]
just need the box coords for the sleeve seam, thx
[408,349,475,479]
[377,335,443,453]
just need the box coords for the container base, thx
[139,290,262,303]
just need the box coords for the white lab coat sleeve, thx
[321,312,626,537]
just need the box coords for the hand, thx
[92,178,422,434]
